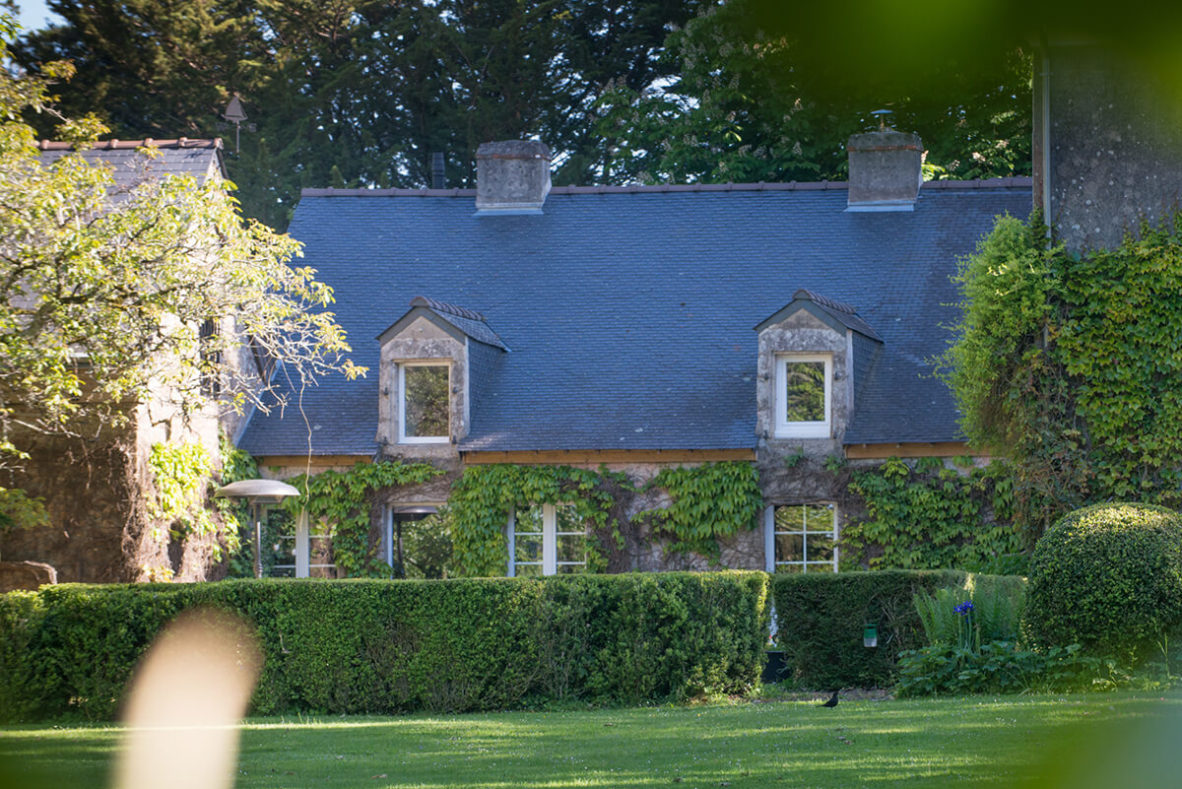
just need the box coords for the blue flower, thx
[954,601,975,616]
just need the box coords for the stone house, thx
[237,133,1031,577]
[1,139,239,584]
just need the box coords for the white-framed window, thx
[765,503,838,573]
[774,353,832,438]
[507,503,587,577]
[398,361,450,443]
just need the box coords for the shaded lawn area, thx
[1,692,1178,788]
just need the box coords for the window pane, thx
[775,533,803,563]
[556,533,585,564]
[806,562,836,574]
[517,506,544,534]
[404,365,449,438]
[556,563,587,574]
[774,505,806,532]
[807,533,835,561]
[554,504,585,534]
[783,361,825,422]
[776,563,804,574]
[515,534,542,563]
[803,504,836,532]
[515,563,543,577]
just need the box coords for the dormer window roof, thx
[378,296,508,350]
[754,289,882,342]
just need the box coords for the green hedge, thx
[0,572,768,722]
[772,570,977,688]
[1024,502,1182,657]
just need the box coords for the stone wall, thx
[1035,42,1182,252]
[0,391,226,583]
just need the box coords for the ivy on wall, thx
[635,462,763,558]
[447,464,624,577]
[147,442,217,541]
[280,460,440,578]
[942,213,1182,541]
[843,457,1023,574]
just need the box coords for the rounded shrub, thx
[1024,502,1182,657]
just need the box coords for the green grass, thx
[1,692,1179,788]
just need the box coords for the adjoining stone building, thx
[1,139,238,583]
[237,134,1031,577]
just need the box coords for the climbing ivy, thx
[942,213,1182,541]
[844,457,1022,573]
[147,441,217,543]
[635,462,763,558]
[447,465,624,577]
[281,460,441,578]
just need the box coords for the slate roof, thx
[380,296,508,351]
[756,289,883,343]
[37,139,225,189]
[237,178,1032,455]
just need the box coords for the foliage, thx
[279,461,441,578]
[447,465,625,577]
[0,571,767,721]
[914,576,1026,649]
[771,569,972,688]
[146,442,216,541]
[635,462,763,558]
[0,486,49,543]
[1023,503,1182,658]
[895,641,1132,698]
[14,0,702,227]
[942,215,1182,538]
[594,2,1031,186]
[0,24,362,470]
[844,457,1023,572]
[13,2,1037,229]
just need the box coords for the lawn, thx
[1,692,1179,788]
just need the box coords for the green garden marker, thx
[863,624,878,648]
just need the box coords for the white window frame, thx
[764,503,839,573]
[397,361,451,444]
[507,503,587,577]
[774,353,832,439]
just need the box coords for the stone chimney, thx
[846,130,923,211]
[475,140,551,215]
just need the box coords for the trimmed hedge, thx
[0,571,768,722]
[1024,502,1182,657]
[772,570,971,688]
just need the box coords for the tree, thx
[14,0,703,228]
[594,1,1032,185]
[0,18,362,474]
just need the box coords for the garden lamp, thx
[214,479,300,579]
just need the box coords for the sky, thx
[15,0,59,32]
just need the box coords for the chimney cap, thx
[476,140,551,160]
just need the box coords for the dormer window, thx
[775,353,831,438]
[398,362,450,443]
[378,297,508,451]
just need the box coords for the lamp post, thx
[214,479,300,579]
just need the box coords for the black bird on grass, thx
[818,691,839,707]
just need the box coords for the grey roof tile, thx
[37,139,224,189]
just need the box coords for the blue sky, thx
[16,0,59,32]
